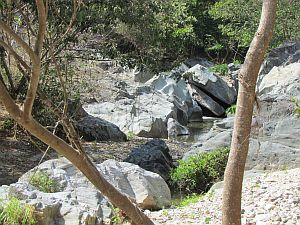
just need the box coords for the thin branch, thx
[23,0,47,120]
[0,20,38,64]
[19,5,37,37]
[34,0,47,57]
[0,39,30,70]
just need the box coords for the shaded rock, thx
[259,40,300,76]
[185,57,214,68]
[124,139,174,181]
[167,118,189,138]
[114,81,135,100]
[187,100,203,122]
[76,115,127,142]
[133,67,155,83]
[183,64,237,106]
[165,63,190,80]
[67,99,127,142]
[188,83,226,117]
[0,158,171,225]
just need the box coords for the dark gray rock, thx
[124,139,174,181]
[259,40,300,76]
[76,115,127,142]
[188,83,226,117]
[167,118,189,138]
[133,67,155,83]
[187,100,203,122]
[185,57,214,68]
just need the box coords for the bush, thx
[295,106,300,118]
[30,171,60,193]
[209,64,229,75]
[226,104,236,115]
[0,197,36,225]
[170,147,230,194]
[126,131,136,141]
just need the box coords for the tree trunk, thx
[222,1,277,224]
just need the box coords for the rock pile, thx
[0,158,171,225]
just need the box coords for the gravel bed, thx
[147,168,300,225]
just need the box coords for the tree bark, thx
[222,1,277,225]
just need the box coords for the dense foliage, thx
[171,147,230,194]
[1,0,299,72]
[210,0,300,52]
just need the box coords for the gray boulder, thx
[145,75,195,124]
[98,160,171,209]
[258,63,300,100]
[167,118,190,138]
[67,99,127,142]
[76,115,127,142]
[0,158,171,225]
[183,64,237,106]
[124,139,174,182]
[188,83,226,117]
[84,93,174,138]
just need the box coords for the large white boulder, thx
[0,158,171,225]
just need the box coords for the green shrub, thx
[0,197,36,225]
[295,106,300,118]
[126,131,136,141]
[226,104,236,115]
[290,97,300,118]
[209,64,229,75]
[233,59,241,65]
[171,147,230,194]
[30,171,60,193]
[111,207,124,225]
